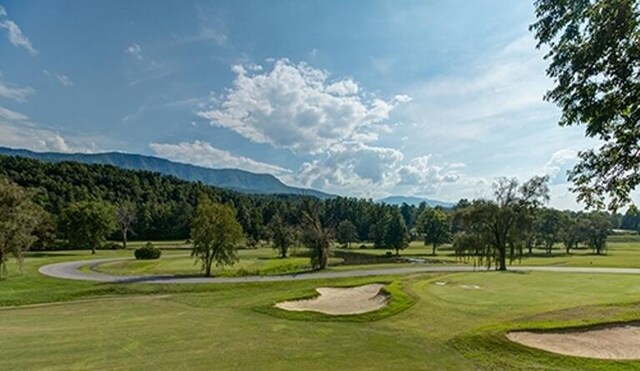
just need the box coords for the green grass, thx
[3,245,640,369]
[92,248,343,277]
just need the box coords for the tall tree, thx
[336,219,358,248]
[416,207,451,256]
[300,204,333,270]
[385,209,410,256]
[191,197,244,277]
[268,213,295,258]
[534,208,563,254]
[59,201,117,254]
[117,203,136,249]
[531,0,640,211]
[454,176,550,270]
[0,179,45,278]
[583,211,612,254]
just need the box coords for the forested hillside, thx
[0,147,332,198]
[0,155,412,243]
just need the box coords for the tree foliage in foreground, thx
[531,0,640,211]
[0,178,45,278]
[191,197,244,277]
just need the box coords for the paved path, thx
[38,258,640,284]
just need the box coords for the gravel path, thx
[38,258,640,284]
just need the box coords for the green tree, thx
[385,209,409,256]
[268,213,295,258]
[0,179,45,278]
[582,212,612,255]
[336,219,358,248]
[191,197,244,277]
[534,208,563,255]
[59,201,117,254]
[300,205,332,270]
[416,208,451,256]
[454,176,549,270]
[531,0,640,211]
[621,205,640,231]
[559,212,581,254]
[368,206,390,248]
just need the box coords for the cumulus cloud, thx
[0,76,34,102]
[198,59,411,154]
[396,155,462,194]
[0,6,37,55]
[125,43,143,60]
[43,70,73,87]
[149,140,292,175]
[543,149,578,185]
[296,142,404,191]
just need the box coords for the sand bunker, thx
[275,284,388,315]
[507,324,640,360]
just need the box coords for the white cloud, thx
[396,155,462,194]
[294,143,403,195]
[125,43,143,60]
[0,8,37,55]
[0,77,34,102]
[0,101,95,153]
[0,105,29,121]
[198,59,411,154]
[149,140,292,175]
[542,148,578,185]
[43,70,73,87]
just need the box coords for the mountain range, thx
[0,147,456,206]
[0,147,332,198]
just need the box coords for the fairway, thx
[3,253,640,370]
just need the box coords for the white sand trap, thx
[275,284,388,315]
[507,324,640,360]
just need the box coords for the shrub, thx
[134,242,161,260]
[385,251,394,257]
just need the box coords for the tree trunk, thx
[432,243,437,256]
[122,227,128,249]
[396,247,400,256]
[497,244,507,271]
[91,246,96,255]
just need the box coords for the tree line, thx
[0,155,621,277]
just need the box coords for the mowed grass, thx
[2,238,640,369]
[3,269,640,369]
[93,248,343,277]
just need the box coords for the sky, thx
[0,0,612,209]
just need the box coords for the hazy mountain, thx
[0,147,332,199]
[376,195,454,208]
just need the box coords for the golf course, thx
[2,238,640,370]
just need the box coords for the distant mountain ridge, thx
[0,147,332,199]
[376,195,454,208]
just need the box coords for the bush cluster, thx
[134,242,161,260]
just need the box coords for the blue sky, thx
[0,0,607,209]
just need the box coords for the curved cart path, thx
[38,258,640,284]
